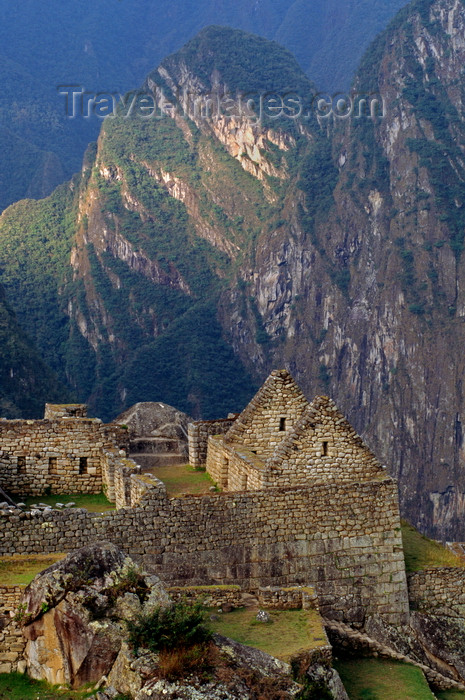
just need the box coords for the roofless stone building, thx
[0,370,409,626]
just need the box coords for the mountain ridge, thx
[2,9,465,539]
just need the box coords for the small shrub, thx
[127,601,212,655]
[158,643,215,681]
[107,565,149,604]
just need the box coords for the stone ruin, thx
[0,372,410,628]
[2,372,465,693]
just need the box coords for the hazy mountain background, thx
[5,0,465,539]
[0,0,409,211]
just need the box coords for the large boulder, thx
[21,542,171,688]
[115,402,191,443]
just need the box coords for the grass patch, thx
[23,492,115,513]
[0,672,98,699]
[401,520,465,572]
[335,658,436,699]
[0,554,66,586]
[208,607,326,661]
[144,463,218,497]
[437,692,465,700]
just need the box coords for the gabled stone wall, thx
[224,370,309,458]
[266,397,386,487]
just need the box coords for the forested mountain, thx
[0,0,409,211]
[0,284,69,418]
[3,0,465,540]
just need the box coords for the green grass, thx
[23,492,115,513]
[208,607,327,661]
[335,658,436,699]
[437,693,465,700]
[0,673,101,699]
[0,554,66,586]
[401,520,465,572]
[145,464,218,497]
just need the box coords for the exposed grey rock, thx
[306,663,350,700]
[21,542,170,689]
[256,610,271,623]
[116,402,191,443]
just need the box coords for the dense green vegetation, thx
[401,520,465,572]
[127,601,211,654]
[0,284,69,418]
[1,28,325,419]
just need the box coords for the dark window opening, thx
[79,457,88,474]
[279,417,286,432]
[17,456,26,474]
[49,457,57,474]
[322,441,328,456]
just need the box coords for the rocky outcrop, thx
[21,542,170,688]
[326,616,465,692]
[116,401,191,466]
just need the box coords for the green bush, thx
[126,601,212,655]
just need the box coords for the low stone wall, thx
[168,586,242,608]
[0,587,25,673]
[0,586,22,616]
[258,586,319,610]
[188,418,236,468]
[408,568,465,617]
[0,478,409,626]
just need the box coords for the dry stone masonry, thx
[0,372,411,627]
[0,404,127,497]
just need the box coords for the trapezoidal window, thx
[17,456,26,474]
[279,417,286,432]
[79,457,88,475]
[48,457,58,474]
[322,441,329,457]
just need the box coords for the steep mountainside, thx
[0,0,409,210]
[0,285,69,418]
[3,5,465,539]
[226,0,465,540]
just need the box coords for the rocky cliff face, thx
[3,11,465,537]
[226,0,465,540]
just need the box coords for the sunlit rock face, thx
[22,542,170,688]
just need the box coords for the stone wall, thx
[206,437,266,491]
[188,418,236,468]
[0,478,409,626]
[168,586,242,608]
[0,586,25,673]
[267,397,385,487]
[224,370,309,459]
[408,568,465,617]
[0,417,126,498]
[257,586,319,610]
